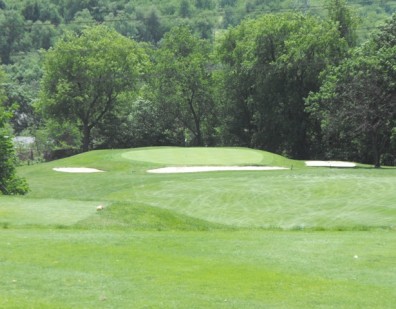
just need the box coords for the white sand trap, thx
[147,166,288,174]
[53,167,104,173]
[305,161,356,168]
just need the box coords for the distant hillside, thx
[2,0,395,46]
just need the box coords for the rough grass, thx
[1,147,395,308]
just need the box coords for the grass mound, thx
[121,147,299,167]
[75,202,231,231]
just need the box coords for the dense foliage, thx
[0,69,29,195]
[217,13,347,158]
[150,26,216,146]
[38,26,149,151]
[1,0,395,166]
[307,14,396,167]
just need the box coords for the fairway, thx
[0,197,101,227]
[1,229,395,308]
[1,147,395,308]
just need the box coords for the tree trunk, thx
[82,124,91,152]
[372,133,381,168]
[192,110,203,146]
[188,90,204,146]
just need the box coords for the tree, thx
[38,26,149,152]
[179,0,192,18]
[195,0,215,10]
[22,0,62,25]
[0,10,25,64]
[135,7,165,43]
[307,15,396,167]
[151,26,216,146]
[217,13,347,158]
[3,51,43,134]
[96,98,173,148]
[0,69,29,195]
[30,21,59,50]
[104,11,139,39]
[145,7,164,43]
[22,0,41,22]
[63,9,96,35]
[58,0,100,22]
[326,0,359,47]
[220,0,237,8]
[193,14,215,40]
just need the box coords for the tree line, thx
[0,0,395,195]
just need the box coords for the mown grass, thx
[0,147,395,308]
[1,229,395,308]
[0,197,102,227]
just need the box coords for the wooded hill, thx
[1,0,395,52]
[0,0,395,167]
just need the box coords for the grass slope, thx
[0,147,395,308]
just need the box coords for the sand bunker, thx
[305,161,356,168]
[53,167,104,173]
[147,166,288,174]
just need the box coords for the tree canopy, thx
[38,25,149,151]
[150,26,215,146]
[307,14,396,167]
[217,13,347,158]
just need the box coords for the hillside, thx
[2,0,394,46]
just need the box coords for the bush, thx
[1,175,29,195]
[0,133,29,195]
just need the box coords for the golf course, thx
[1,147,395,308]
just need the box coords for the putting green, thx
[122,147,265,165]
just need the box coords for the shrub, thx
[0,132,29,195]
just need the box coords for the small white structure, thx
[13,136,35,145]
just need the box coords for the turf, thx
[1,230,395,308]
[121,146,300,167]
[0,147,395,308]
[0,197,101,227]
